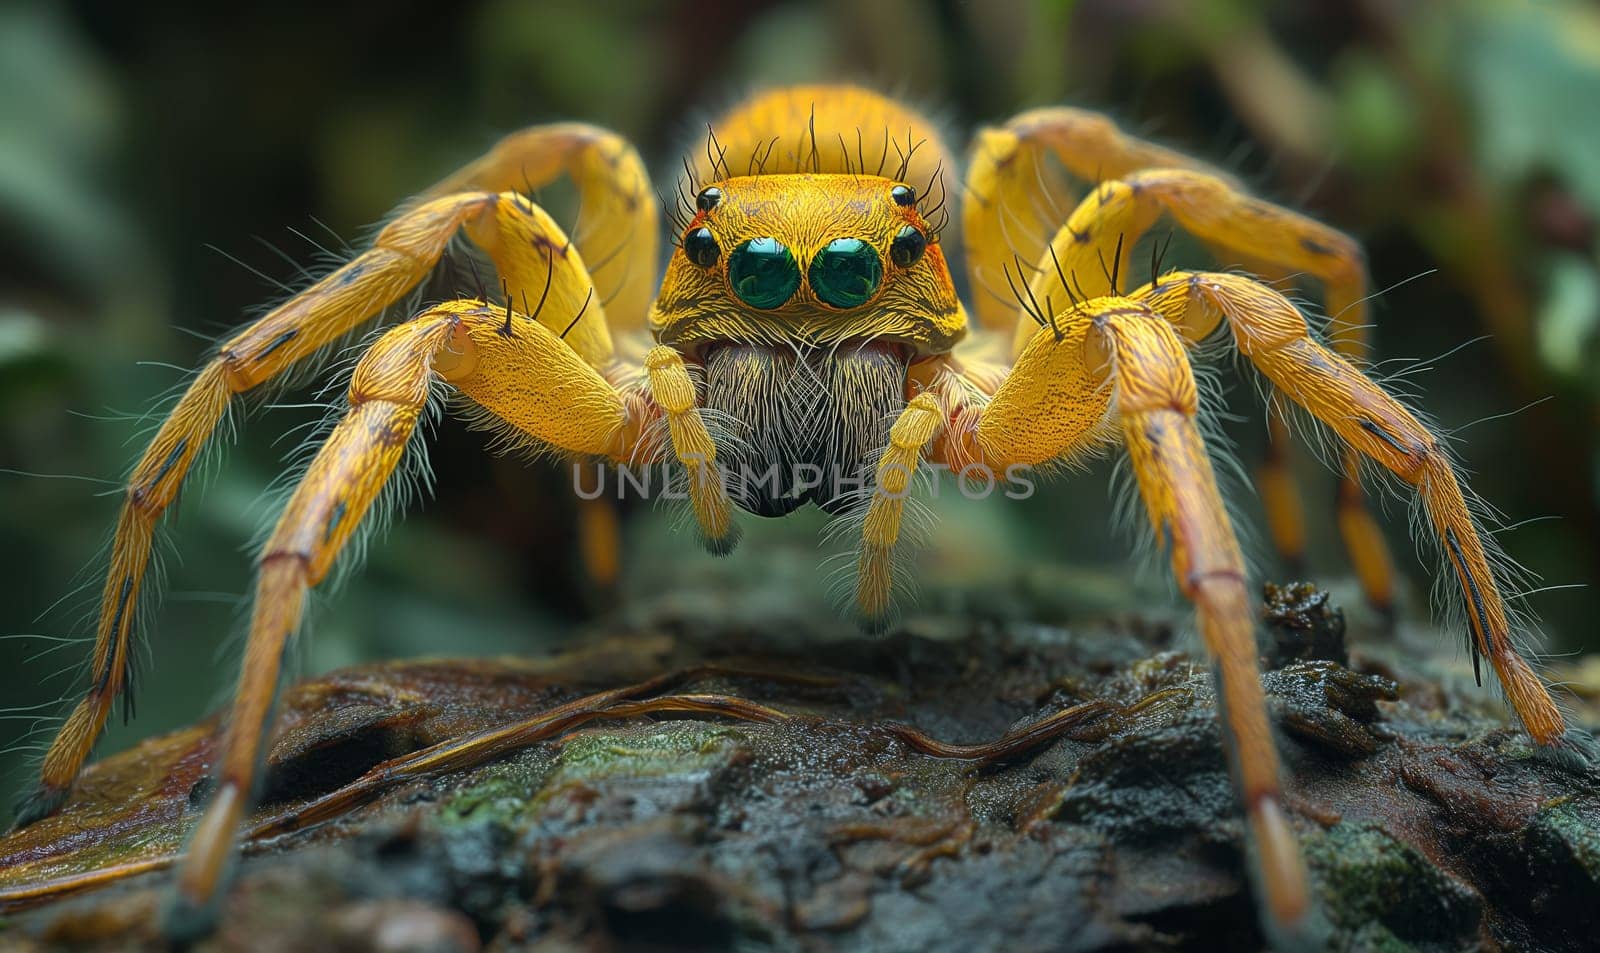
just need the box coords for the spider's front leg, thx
[967,107,1398,617]
[17,124,657,828]
[915,304,1312,941]
[1022,167,1394,617]
[168,296,730,931]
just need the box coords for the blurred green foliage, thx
[2,0,1599,816]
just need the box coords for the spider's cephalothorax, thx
[10,84,1572,948]
[655,173,963,515]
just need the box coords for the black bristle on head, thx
[561,287,594,340]
[1003,259,1044,329]
[807,104,820,173]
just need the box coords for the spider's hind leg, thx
[426,123,660,332]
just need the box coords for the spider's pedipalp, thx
[854,391,945,626]
[643,346,741,553]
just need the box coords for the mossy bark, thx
[1,581,1596,952]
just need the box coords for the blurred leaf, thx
[1331,50,1417,175]
[1536,252,1600,381]
[0,3,127,290]
[1461,0,1600,208]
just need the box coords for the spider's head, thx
[650,174,967,359]
[649,174,967,516]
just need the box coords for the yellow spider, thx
[14,85,1570,944]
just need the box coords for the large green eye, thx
[808,237,883,309]
[728,237,801,309]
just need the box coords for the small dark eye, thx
[696,187,722,212]
[890,184,915,207]
[890,225,926,268]
[684,227,719,267]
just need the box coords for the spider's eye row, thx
[890,184,916,207]
[684,227,720,268]
[810,237,883,309]
[696,186,722,213]
[728,237,801,309]
[891,225,927,268]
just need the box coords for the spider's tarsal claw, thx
[1257,906,1329,953]
[10,782,69,832]
[700,523,743,557]
[856,611,894,637]
[164,888,225,946]
[169,779,247,941]
[1538,729,1598,773]
[1247,796,1325,953]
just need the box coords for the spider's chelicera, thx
[12,84,1572,946]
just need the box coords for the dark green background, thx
[3,0,1598,817]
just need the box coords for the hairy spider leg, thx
[21,121,658,828]
[423,123,662,589]
[1013,164,1396,615]
[168,297,671,931]
[963,106,1230,333]
[425,123,659,332]
[1195,248,1396,617]
[1134,271,1567,746]
[940,296,1313,941]
[17,191,495,827]
[960,109,1401,617]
